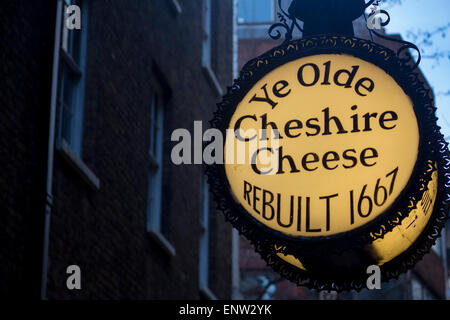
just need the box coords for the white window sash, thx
[237,0,277,25]
[59,0,87,156]
[202,0,212,68]
[199,175,210,288]
[147,96,164,232]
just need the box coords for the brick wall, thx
[46,0,234,299]
[0,0,234,299]
[0,0,55,298]
[237,18,447,300]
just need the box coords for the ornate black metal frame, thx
[365,7,422,70]
[270,0,422,69]
[206,36,450,291]
[268,0,303,42]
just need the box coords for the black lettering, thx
[323,107,348,135]
[253,186,261,214]
[261,113,282,140]
[305,118,321,136]
[322,151,340,170]
[363,112,378,132]
[249,84,278,109]
[342,149,358,169]
[379,111,398,130]
[305,197,321,232]
[355,77,375,96]
[302,152,319,172]
[273,80,291,98]
[386,166,399,195]
[360,148,378,167]
[244,180,252,206]
[277,195,294,228]
[334,65,359,88]
[277,147,300,174]
[234,114,257,142]
[350,190,355,225]
[251,148,274,175]
[320,194,339,232]
[298,63,320,87]
[350,105,361,133]
[322,61,331,85]
[284,119,303,138]
[262,189,275,220]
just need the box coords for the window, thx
[59,0,87,155]
[147,93,164,232]
[146,93,175,256]
[238,0,276,24]
[57,0,99,189]
[169,0,182,15]
[411,275,435,300]
[199,174,216,299]
[237,0,300,40]
[199,174,210,288]
[431,237,442,257]
[202,0,222,96]
[202,0,212,69]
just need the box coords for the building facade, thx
[0,0,235,299]
[237,0,449,300]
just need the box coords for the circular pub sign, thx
[207,36,450,291]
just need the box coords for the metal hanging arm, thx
[268,0,422,69]
[268,0,302,42]
[366,6,422,69]
[270,0,374,39]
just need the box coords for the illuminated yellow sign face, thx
[277,169,437,270]
[225,54,420,237]
[366,168,438,265]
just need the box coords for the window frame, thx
[58,0,88,156]
[56,0,100,190]
[431,237,442,257]
[237,0,277,26]
[169,0,182,16]
[410,275,436,300]
[147,93,165,232]
[146,92,176,257]
[198,174,217,300]
[201,0,223,97]
[199,174,210,288]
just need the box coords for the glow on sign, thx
[225,54,420,237]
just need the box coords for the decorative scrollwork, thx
[207,35,449,292]
[268,0,421,69]
[268,0,303,42]
[366,6,422,69]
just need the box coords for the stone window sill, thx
[202,64,223,97]
[200,286,218,300]
[57,138,100,190]
[149,228,176,258]
[170,0,182,15]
